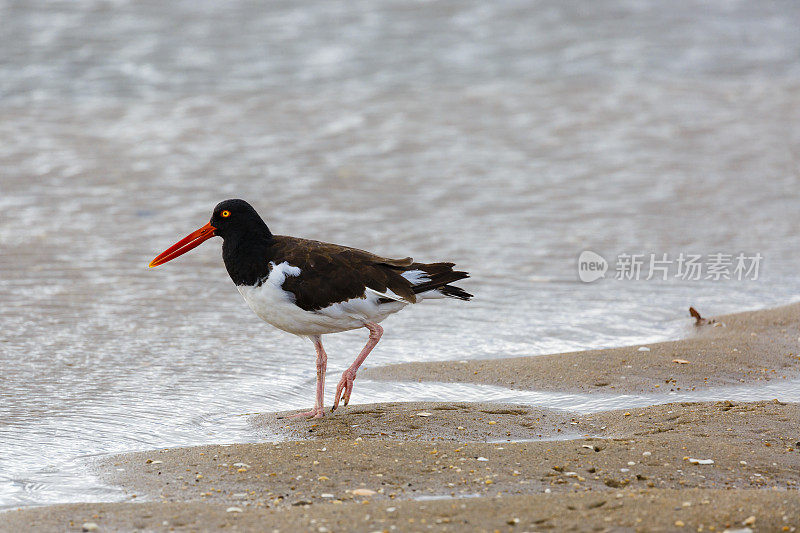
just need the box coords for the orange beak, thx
[149,222,216,267]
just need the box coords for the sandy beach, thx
[2,304,799,532]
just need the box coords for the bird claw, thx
[332,371,356,411]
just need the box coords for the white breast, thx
[236,261,408,336]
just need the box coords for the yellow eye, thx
[221,210,230,218]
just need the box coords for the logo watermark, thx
[578,251,762,283]
[577,250,608,282]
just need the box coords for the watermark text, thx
[578,251,762,282]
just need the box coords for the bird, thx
[149,199,471,418]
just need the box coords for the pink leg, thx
[332,322,383,411]
[287,335,327,419]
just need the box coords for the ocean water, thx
[1,0,799,509]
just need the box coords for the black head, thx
[209,199,272,242]
[149,199,272,268]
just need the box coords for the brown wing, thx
[272,236,419,311]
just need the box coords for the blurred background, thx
[1,0,799,508]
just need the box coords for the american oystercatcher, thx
[149,199,471,418]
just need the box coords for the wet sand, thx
[363,304,800,394]
[5,489,799,532]
[4,400,799,531]
[255,401,583,442]
[3,305,800,532]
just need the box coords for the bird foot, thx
[284,407,325,419]
[332,370,356,411]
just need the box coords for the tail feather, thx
[411,262,472,300]
[377,260,472,303]
[437,284,472,300]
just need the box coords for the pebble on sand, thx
[82,523,99,532]
[351,489,376,496]
[226,507,243,513]
[687,458,714,465]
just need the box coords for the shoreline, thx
[3,304,800,532]
[362,303,800,394]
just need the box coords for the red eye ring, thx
[221,210,230,218]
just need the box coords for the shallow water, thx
[2,0,800,509]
